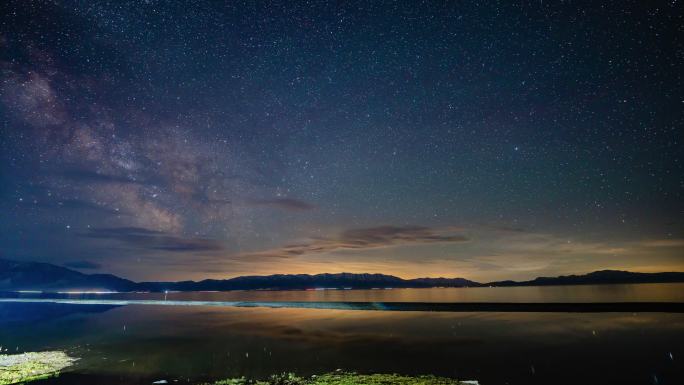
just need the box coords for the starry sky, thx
[1,0,682,282]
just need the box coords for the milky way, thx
[1,1,682,281]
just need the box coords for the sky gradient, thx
[1,0,682,282]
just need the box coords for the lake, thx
[1,284,683,385]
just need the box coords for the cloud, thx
[249,198,316,211]
[639,239,684,248]
[81,227,224,253]
[236,225,469,259]
[63,260,102,270]
[35,198,120,215]
[340,226,467,245]
[57,168,151,185]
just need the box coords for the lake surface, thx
[1,284,683,385]
[7,282,684,302]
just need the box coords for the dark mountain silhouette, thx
[0,259,137,291]
[140,273,479,292]
[1,259,683,292]
[486,270,684,286]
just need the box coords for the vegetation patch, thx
[209,372,477,385]
[0,351,77,385]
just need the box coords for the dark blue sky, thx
[1,0,682,281]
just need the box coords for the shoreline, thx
[2,298,683,313]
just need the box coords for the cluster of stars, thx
[0,0,682,281]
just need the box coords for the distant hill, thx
[486,270,684,287]
[0,258,478,291]
[1,259,683,292]
[0,259,137,292]
[139,273,480,292]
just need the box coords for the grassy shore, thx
[0,351,77,385]
[209,372,477,385]
[1,351,476,385]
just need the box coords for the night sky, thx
[1,1,682,282]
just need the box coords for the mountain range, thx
[1,258,683,292]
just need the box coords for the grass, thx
[0,351,77,385]
[209,372,477,385]
[0,352,477,385]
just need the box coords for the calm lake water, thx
[8,282,684,302]
[1,284,683,385]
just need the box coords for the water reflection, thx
[1,303,682,385]
[7,283,684,303]
[0,302,119,324]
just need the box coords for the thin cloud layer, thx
[57,168,153,185]
[81,227,224,253]
[237,226,469,259]
[36,199,120,215]
[250,198,316,211]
